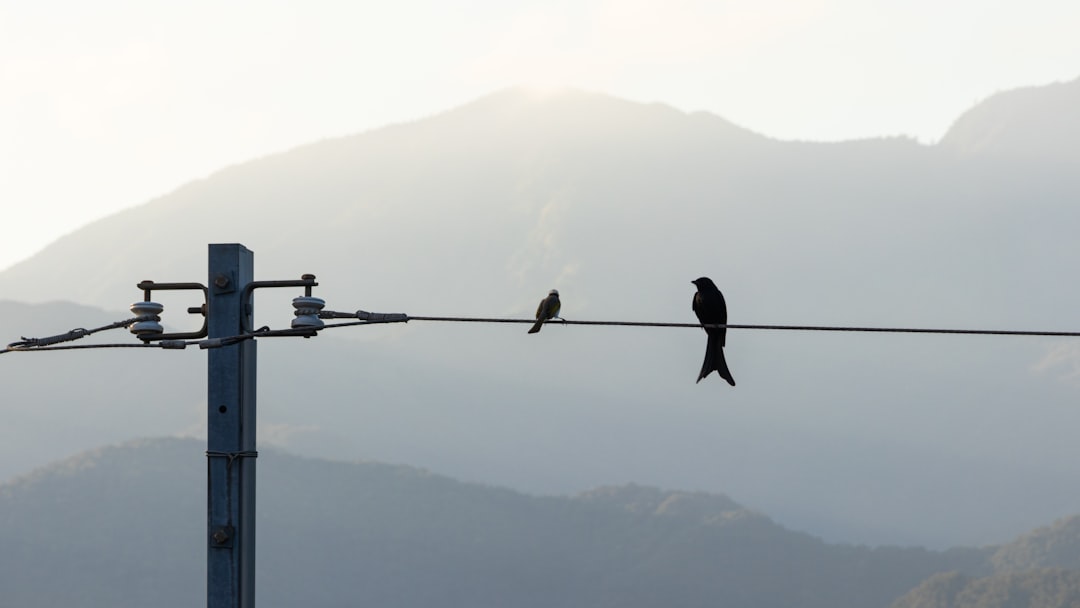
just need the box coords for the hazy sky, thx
[2,0,1078,273]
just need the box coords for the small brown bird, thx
[692,277,735,386]
[528,289,561,334]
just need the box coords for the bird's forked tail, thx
[698,331,735,386]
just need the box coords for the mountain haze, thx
[0,438,991,608]
[2,81,1079,548]
[990,516,1080,573]
[938,78,1080,162]
[891,570,1080,608]
[889,514,1080,607]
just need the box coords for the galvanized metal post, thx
[206,244,256,608]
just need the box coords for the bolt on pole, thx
[206,244,257,608]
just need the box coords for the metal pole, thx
[206,244,257,608]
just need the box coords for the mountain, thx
[889,512,1080,607]
[0,438,990,608]
[0,300,205,482]
[990,516,1080,573]
[0,87,775,308]
[890,570,1080,608]
[938,77,1080,162]
[2,82,1080,548]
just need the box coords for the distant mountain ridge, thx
[0,438,992,608]
[990,515,1080,573]
[0,86,777,307]
[891,570,1080,608]
[938,77,1080,161]
[889,511,1080,607]
[2,79,1076,307]
[10,438,1080,607]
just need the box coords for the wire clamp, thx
[206,450,259,469]
[355,310,409,323]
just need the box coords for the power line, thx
[5,313,1078,356]
[2,317,145,354]
[1,327,317,354]
[399,315,1080,337]
[1,343,170,353]
[3,317,141,350]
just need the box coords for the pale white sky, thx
[2,0,1078,273]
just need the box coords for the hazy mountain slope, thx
[2,84,1079,549]
[888,511,1080,607]
[0,87,770,308]
[990,516,1080,573]
[891,570,1080,608]
[0,439,204,607]
[939,77,1080,162]
[0,300,204,482]
[0,438,990,608]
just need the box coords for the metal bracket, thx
[135,280,209,342]
[239,274,319,332]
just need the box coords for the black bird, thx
[692,277,735,386]
[528,289,561,334]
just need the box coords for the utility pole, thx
[206,244,257,608]
[195,244,321,608]
[131,244,264,607]
[13,242,338,607]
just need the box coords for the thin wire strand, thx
[1,343,169,353]
[3,316,143,352]
[405,316,1080,337]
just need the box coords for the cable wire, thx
[5,317,141,349]
[403,316,1080,337]
[2,317,149,354]
[1,343,170,354]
